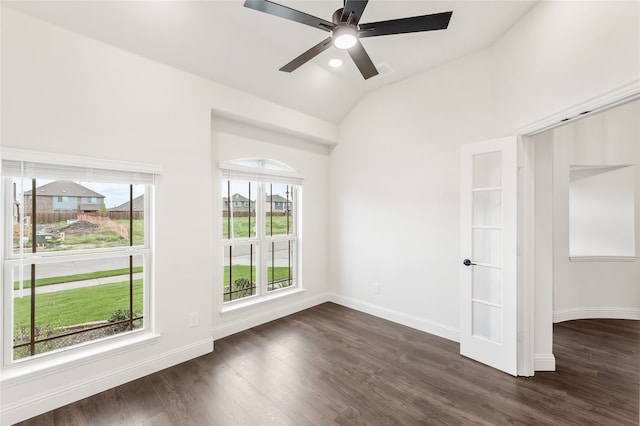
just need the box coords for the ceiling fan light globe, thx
[332,26,358,49]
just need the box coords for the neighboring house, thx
[24,180,105,214]
[222,193,254,213]
[110,194,145,212]
[266,194,292,213]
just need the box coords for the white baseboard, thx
[553,307,640,323]
[213,292,330,340]
[1,338,213,425]
[534,353,556,371]
[328,293,460,342]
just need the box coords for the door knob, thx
[463,258,476,266]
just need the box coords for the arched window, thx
[219,159,303,303]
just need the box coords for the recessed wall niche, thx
[569,164,636,257]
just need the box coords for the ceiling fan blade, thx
[341,0,368,25]
[347,40,378,80]
[244,0,335,32]
[280,37,333,73]
[359,11,453,38]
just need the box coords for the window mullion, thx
[257,182,266,296]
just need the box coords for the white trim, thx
[517,79,640,376]
[221,287,306,315]
[569,256,638,262]
[534,353,556,371]
[0,337,212,425]
[518,135,536,377]
[329,293,460,343]
[517,80,640,136]
[0,148,163,175]
[1,332,160,386]
[553,307,640,323]
[219,161,304,182]
[214,292,329,340]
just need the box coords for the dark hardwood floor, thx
[15,303,640,425]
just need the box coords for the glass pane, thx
[223,244,256,302]
[12,178,142,253]
[12,256,144,360]
[473,266,502,305]
[222,179,256,239]
[472,228,502,266]
[267,240,295,292]
[265,183,295,237]
[12,264,32,354]
[473,302,501,343]
[473,151,501,188]
[111,184,145,247]
[473,190,501,227]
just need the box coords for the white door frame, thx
[516,79,640,376]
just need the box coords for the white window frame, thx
[220,159,303,307]
[0,148,161,368]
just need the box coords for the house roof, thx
[266,194,289,203]
[25,180,105,198]
[110,194,144,212]
[224,193,250,203]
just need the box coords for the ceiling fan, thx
[243,0,453,80]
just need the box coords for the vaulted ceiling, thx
[4,1,537,123]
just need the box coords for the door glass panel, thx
[473,190,501,226]
[473,152,501,188]
[473,266,502,305]
[473,302,501,344]
[472,228,502,266]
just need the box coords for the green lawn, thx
[223,265,292,302]
[13,280,143,333]
[223,265,291,284]
[114,219,145,246]
[13,266,144,290]
[222,215,293,238]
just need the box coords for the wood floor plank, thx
[13,303,640,425]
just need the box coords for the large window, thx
[220,159,302,303]
[2,152,158,363]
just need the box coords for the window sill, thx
[220,287,306,317]
[569,256,638,262]
[1,331,161,387]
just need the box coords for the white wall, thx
[330,0,639,363]
[329,50,494,340]
[551,100,640,322]
[0,7,334,424]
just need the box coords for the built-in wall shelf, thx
[569,256,638,262]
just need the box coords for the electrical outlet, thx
[189,312,199,328]
[372,283,380,294]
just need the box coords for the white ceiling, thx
[4,0,537,123]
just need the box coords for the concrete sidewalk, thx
[13,272,144,298]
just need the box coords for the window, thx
[220,159,302,303]
[2,151,159,363]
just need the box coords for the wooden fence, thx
[34,211,143,223]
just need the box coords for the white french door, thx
[460,136,518,376]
